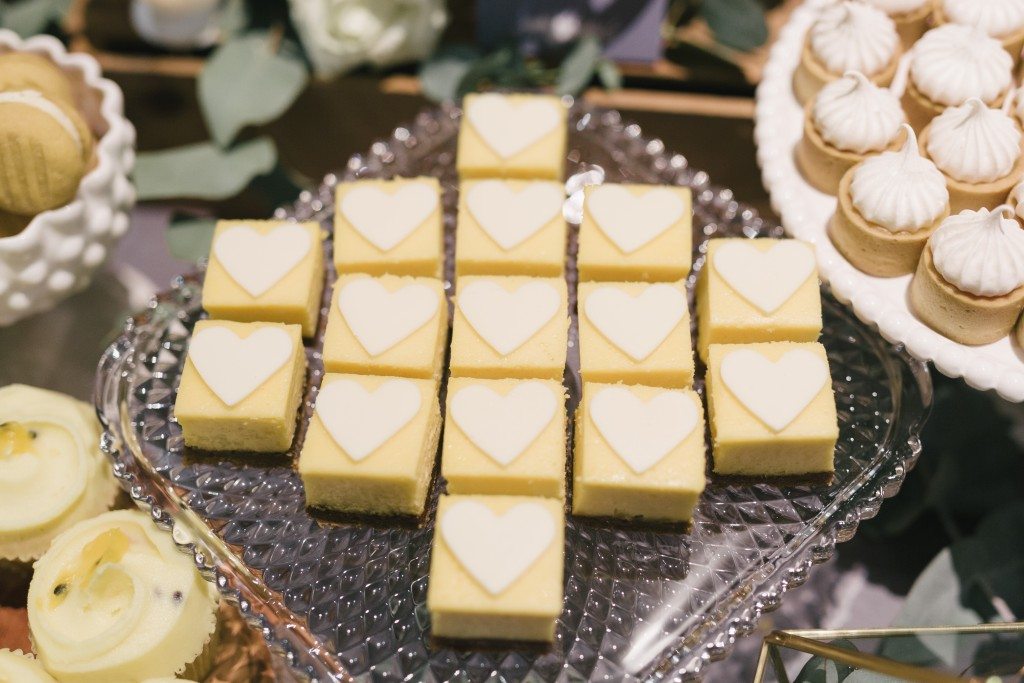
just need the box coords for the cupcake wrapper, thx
[181,602,224,682]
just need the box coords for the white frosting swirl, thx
[926,98,1021,183]
[0,650,57,683]
[866,0,929,14]
[931,205,1024,296]
[942,0,1024,39]
[1010,179,1024,220]
[28,510,220,683]
[0,385,119,562]
[910,24,1013,107]
[809,1,899,76]
[813,71,905,153]
[851,125,948,232]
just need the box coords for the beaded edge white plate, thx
[754,0,1024,402]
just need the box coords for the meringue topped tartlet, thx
[910,206,1024,345]
[830,125,950,277]
[793,1,901,105]
[920,98,1024,214]
[796,71,905,195]
[934,0,1024,66]
[865,0,933,48]
[902,24,1014,132]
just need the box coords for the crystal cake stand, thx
[95,102,932,681]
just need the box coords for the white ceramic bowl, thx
[0,29,136,326]
[754,0,1024,403]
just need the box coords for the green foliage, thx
[556,35,602,95]
[792,640,859,683]
[134,137,277,201]
[418,39,621,103]
[198,32,308,147]
[166,215,217,262]
[867,377,1024,538]
[701,0,769,52]
[0,0,68,37]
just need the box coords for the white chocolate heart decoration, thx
[457,280,561,355]
[338,278,439,356]
[315,378,421,461]
[587,185,686,254]
[720,348,829,432]
[583,284,686,361]
[213,224,313,297]
[713,241,816,314]
[465,94,561,159]
[466,181,565,250]
[187,326,293,407]
[340,182,438,251]
[449,381,559,466]
[440,499,556,595]
[589,386,697,474]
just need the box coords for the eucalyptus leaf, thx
[0,0,63,36]
[702,0,769,52]
[457,45,518,97]
[793,640,858,683]
[556,35,602,95]
[199,33,308,147]
[597,58,623,91]
[419,45,480,103]
[134,137,277,201]
[166,215,217,262]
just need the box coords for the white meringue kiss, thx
[809,1,899,77]
[910,24,1012,107]
[813,71,904,154]
[931,205,1024,297]
[926,98,1021,184]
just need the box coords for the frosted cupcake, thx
[796,71,905,195]
[0,650,57,682]
[793,1,901,105]
[934,0,1024,66]
[910,206,1024,345]
[864,0,933,48]
[0,384,119,604]
[27,509,221,682]
[831,125,950,276]
[902,24,1013,132]
[920,99,1024,214]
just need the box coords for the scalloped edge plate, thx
[754,0,1024,402]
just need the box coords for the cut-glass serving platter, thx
[95,101,932,682]
[754,0,1024,402]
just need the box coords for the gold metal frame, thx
[753,622,1024,683]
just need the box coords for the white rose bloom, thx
[289,0,448,79]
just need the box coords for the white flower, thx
[288,0,448,79]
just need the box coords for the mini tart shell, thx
[933,4,1024,67]
[910,244,1024,345]
[901,78,1008,134]
[885,1,933,50]
[792,34,901,105]
[829,165,947,277]
[795,101,905,196]
[919,122,1024,215]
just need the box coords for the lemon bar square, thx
[455,179,567,277]
[449,275,568,380]
[441,377,566,498]
[298,373,441,517]
[696,238,822,361]
[706,342,838,477]
[201,220,324,337]
[456,93,568,180]
[578,280,695,388]
[427,494,564,642]
[333,177,443,277]
[573,382,706,523]
[321,273,448,380]
[175,320,306,453]
[577,183,692,282]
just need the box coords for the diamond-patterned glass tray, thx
[94,102,932,682]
